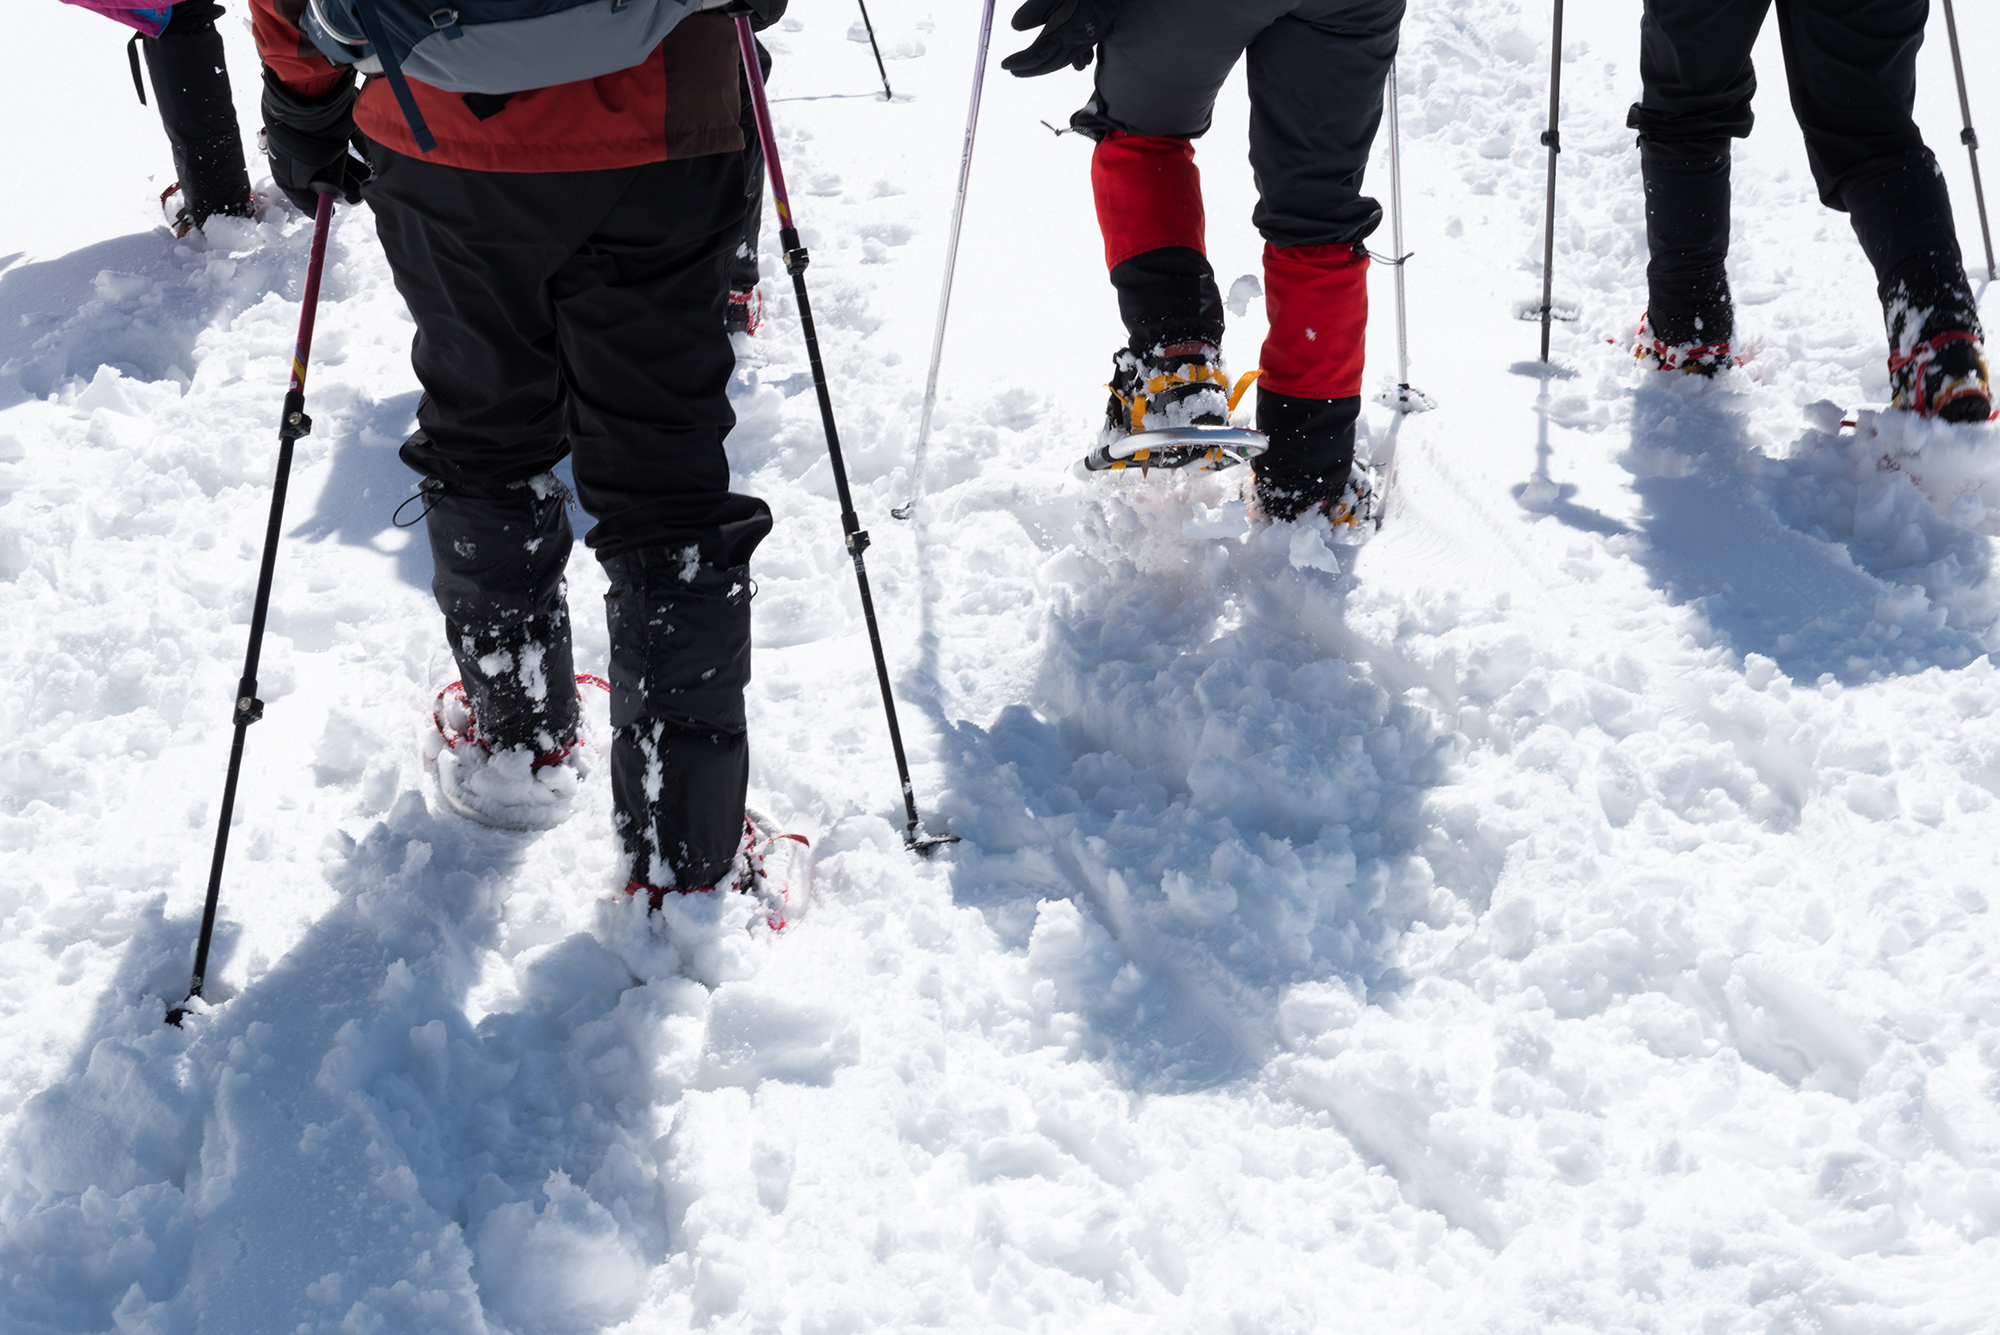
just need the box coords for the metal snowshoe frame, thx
[1083,425,1268,474]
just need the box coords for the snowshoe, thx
[423,672,609,831]
[725,287,765,336]
[1327,464,1386,534]
[1256,460,1386,535]
[1634,312,1734,378]
[160,183,256,239]
[1888,330,1992,423]
[625,808,811,931]
[1083,340,1268,474]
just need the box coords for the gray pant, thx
[1072,0,1406,247]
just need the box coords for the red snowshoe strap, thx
[1885,328,1981,372]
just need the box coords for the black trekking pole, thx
[733,9,955,854]
[1536,0,1565,361]
[1941,0,1995,280]
[167,192,334,1026]
[855,0,893,101]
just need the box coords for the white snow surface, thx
[4,2,2000,1331]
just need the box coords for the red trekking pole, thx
[731,9,956,854]
[168,192,336,1025]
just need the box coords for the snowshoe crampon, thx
[1329,463,1388,535]
[1084,343,1268,474]
[625,808,813,931]
[423,672,610,831]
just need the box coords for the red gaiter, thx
[1092,132,1206,270]
[1260,242,1370,399]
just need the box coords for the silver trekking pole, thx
[1384,59,1429,411]
[1537,0,1564,360]
[1941,0,1995,280]
[892,0,997,522]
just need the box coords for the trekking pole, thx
[168,192,334,1026]
[1940,0,1995,280]
[1383,59,1429,411]
[733,9,957,854]
[855,0,893,101]
[1537,0,1564,360]
[892,0,997,521]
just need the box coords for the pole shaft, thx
[1387,60,1411,391]
[1540,0,1564,361]
[735,14,934,844]
[1941,0,1995,280]
[175,192,334,1020]
[898,0,997,520]
[855,0,892,100]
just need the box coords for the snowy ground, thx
[5,1,2000,1331]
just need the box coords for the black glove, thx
[1001,0,1120,78]
[158,0,226,38]
[261,66,371,213]
[722,0,788,31]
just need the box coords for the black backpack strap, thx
[349,0,438,152]
[128,33,148,104]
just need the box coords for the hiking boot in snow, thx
[1889,331,1992,422]
[1882,263,1990,422]
[1634,312,1733,378]
[1083,342,1266,473]
[625,810,810,930]
[1251,388,1361,521]
[1252,462,1382,531]
[424,673,609,830]
[1105,340,1232,437]
[724,287,764,336]
[161,183,257,239]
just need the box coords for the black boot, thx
[1252,389,1360,521]
[603,541,761,891]
[1108,245,1225,355]
[1841,153,1991,421]
[418,469,580,755]
[1637,136,1735,355]
[143,1,254,230]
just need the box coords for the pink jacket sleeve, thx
[59,0,173,37]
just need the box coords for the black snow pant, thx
[1072,0,1404,514]
[142,0,253,227]
[365,144,772,891]
[728,38,773,295]
[1628,0,1980,351]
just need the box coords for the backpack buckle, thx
[430,6,462,38]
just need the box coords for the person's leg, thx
[1073,0,1286,362]
[364,144,615,756]
[550,151,772,892]
[1624,0,1771,354]
[142,0,253,228]
[1774,0,1986,417]
[1242,0,1401,517]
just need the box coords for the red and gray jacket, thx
[250,0,741,172]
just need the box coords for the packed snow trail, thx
[4,2,1999,1332]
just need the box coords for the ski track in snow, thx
[4,2,2000,1331]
